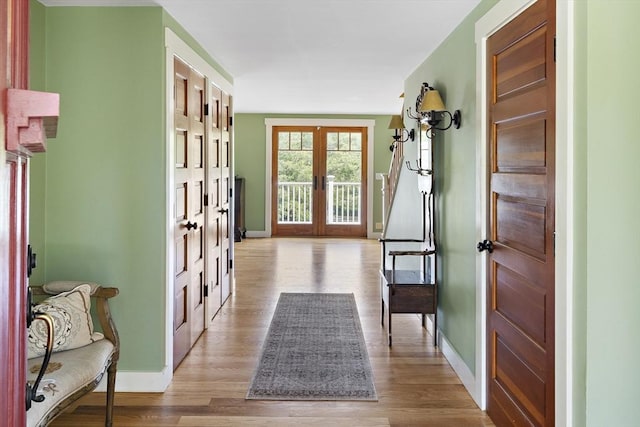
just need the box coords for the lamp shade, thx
[388,114,405,130]
[419,90,446,112]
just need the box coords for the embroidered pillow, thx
[27,284,103,359]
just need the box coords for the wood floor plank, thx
[51,238,493,426]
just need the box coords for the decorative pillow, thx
[27,284,103,359]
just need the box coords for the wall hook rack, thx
[406,159,432,176]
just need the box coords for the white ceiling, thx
[39,0,481,114]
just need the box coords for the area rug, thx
[246,292,377,401]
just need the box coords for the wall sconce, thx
[407,82,462,132]
[388,114,415,146]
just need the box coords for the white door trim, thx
[264,118,376,238]
[474,2,574,425]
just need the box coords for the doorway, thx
[167,31,234,372]
[271,125,367,237]
[483,0,556,425]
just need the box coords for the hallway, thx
[52,238,493,426]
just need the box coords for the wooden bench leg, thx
[105,361,117,427]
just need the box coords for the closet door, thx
[220,91,232,303]
[204,85,232,321]
[206,84,223,320]
[173,57,206,369]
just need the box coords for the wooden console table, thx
[380,248,437,346]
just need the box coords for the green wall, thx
[403,0,498,373]
[28,2,640,422]
[572,2,588,425]
[234,114,394,233]
[36,6,166,371]
[28,5,231,373]
[402,0,640,424]
[584,1,640,425]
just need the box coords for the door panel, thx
[220,91,232,303]
[272,126,316,236]
[190,72,206,347]
[272,126,367,237]
[173,57,206,370]
[205,85,232,320]
[2,153,29,427]
[320,127,367,237]
[206,84,223,320]
[486,0,555,425]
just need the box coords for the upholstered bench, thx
[26,281,119,427]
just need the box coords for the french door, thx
[271,126,367,237]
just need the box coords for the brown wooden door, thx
[173,57,206,370]
[2,1,31,424]
[1,153,29,427]
[219,91,232,302]
[272,126,367,237]
[206,83,223,320]
[486,0,556,425]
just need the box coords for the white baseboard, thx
[94,366,172,392]
[438,331,480,407]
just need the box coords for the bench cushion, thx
[26,339,115,427]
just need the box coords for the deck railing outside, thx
[277,177,361,224]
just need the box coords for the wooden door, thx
[486,0,556,425]
[319,127,367,237]
[2,1,30,425]
[219,91,232,303]
[205,84,232,319]
[272,126,317,236]
[272,126,367,237]
[205,83,223,320]
[1,153,29,427]
[173,57,206,370]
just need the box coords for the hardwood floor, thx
[51,238,494,426]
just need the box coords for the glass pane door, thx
[272,126,367,237]
[319,127,367,237]
[272,127,316,236]
[325,130,362,225]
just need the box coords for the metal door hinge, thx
[229,188,233,198]
[553,36,556,63]
[204,194,209,206]
[229,116,233,127]
[204,103,209,116]
[230,259,233,269]
[204,284,209,297]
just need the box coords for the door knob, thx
[185,221,198,230]
[477,239,494,253]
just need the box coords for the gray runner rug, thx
[246,292,377,401]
